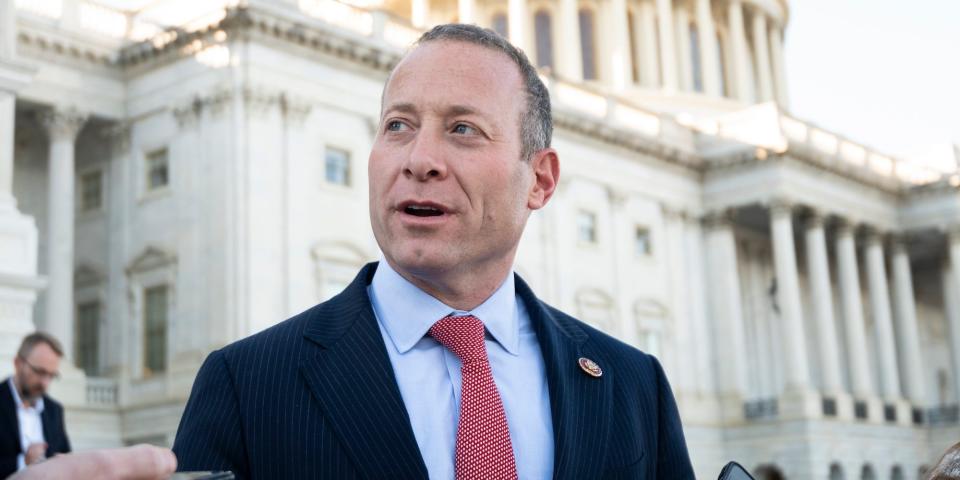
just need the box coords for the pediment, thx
[126,246,176,274]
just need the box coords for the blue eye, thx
[386,120,406,131]
[452,123,477,135]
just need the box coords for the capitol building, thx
[1,0,958,478]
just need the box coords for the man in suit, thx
[1,332,72,478]
[174,24,694,479]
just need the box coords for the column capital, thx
[768,197,794,217]
[861,226,888,246]
[606,186,629,209]
[39,107,88,142]
[99,121,132,155]
[703,208,737,228]
[802,208,828,229]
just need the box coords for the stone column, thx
[750,11,774,102]
[674,4,693,91]
[40,108,87,361]
[609,0,633,91]
[769,201,811,390]
[637,0,660,88]
[694,0,720,96]
[864,230,902,402]
[0,0,14,59]
[411,0,429,27]
[726,0,753,102]
[458,0,475,24]
[835,220,874,398]
[890,237,926,406]
[655,0,678,90]
[768,21,788,106]
[804,211,844,395]
[946,231,960,405]
[0,90,13,207]
[508,0,529,54]
[556,0,582,81]
[685,215,715,397]
[705,211,748,420]
[942,262,960,406]
[664,208,695,394]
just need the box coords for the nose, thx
[403,132,447,181]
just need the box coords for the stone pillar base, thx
[0,206,44,379]
[864,397,885,424]
[779,388,821,420]
[676,391,724,426]
[718,392,746,424]
[893,399,913,427]
[832,392,855,421]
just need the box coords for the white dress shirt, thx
[8,378,45,472]
[368,259,555,479]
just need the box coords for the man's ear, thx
[527,148,560,211]
[527,148,560,210]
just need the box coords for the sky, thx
[785,0,960,168]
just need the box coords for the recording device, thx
[169,473,235,479]
[718,461,756,480]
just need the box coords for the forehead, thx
[383,40,525,115]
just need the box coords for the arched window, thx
[860,464,876,480]
[534,10,554,70]
[492,13,508,38]
[689,24,703,92]
[828,463,845,480]
[578,8,597,80]
[890,465,904,480]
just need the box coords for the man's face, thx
[369,41,545,281]
[13,343,61,403]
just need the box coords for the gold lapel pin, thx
[578,357,602,378]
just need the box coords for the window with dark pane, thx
[492,13,508,38]
[80,170,103,212]
[75,301,100,376]
[146,148,169,191]
[577,211,597,244]
[325,147,351,186]
[635,226,652,256]
[534,10,554,70]
[144,285,168,376]
[578,9,597,80]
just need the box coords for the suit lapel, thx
[300,263,428,479]
[516,276,613,480]
[1,379,21,454]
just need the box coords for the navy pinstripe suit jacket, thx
[173,262,694,479]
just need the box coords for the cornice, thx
[117,6,401,74]
[15,16,117,69]
[172,84,313,128]
[552,107,702,172]
[702,141,912,196]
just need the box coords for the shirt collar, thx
[8,377,44,413]
[370,259,520,356]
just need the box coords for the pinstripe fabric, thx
[173,262,694,479]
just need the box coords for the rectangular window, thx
[577,211,597,244]
[75,302,100,376]
[324,147,351,186]
[146,148,169,191]
[80,170,103,212]
[143,285,168,377]
[635,226,652,256]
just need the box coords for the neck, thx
[11,377,34,407]
[386,257,514,311]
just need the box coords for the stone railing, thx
[744,398,779,420]
[85,377,118,406]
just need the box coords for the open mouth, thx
[404,205,445,217]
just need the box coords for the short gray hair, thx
[411,24,552,162]
[18,332,64,359]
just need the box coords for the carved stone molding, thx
[174,85,314,128]
[100,121,132,155]
[38,107,87,141]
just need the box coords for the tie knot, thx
[428,315,488,363]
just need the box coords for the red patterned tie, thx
[429,315,518,480]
